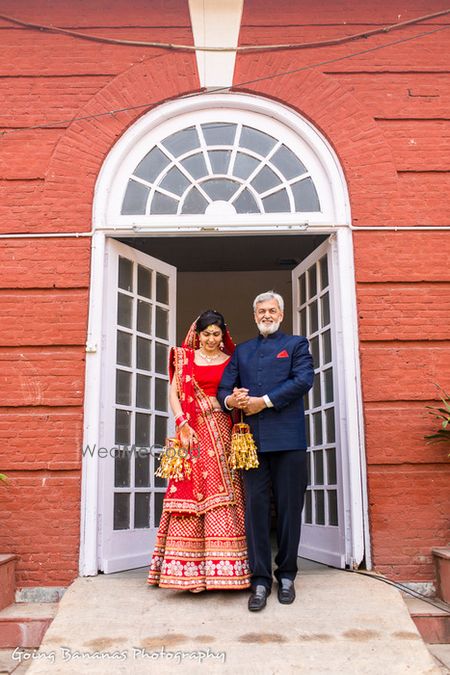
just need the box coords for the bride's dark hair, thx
[195,309,226,334]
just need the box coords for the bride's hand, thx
[179,423,198,450]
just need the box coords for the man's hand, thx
[226,387,249,409]
[243,396,266,416]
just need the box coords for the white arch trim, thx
[93,93,351,234]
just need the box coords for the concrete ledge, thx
[0,555,18,612]
[433,547,450,604]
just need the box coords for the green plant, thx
[425,384,450,448]
[0,473,7,483]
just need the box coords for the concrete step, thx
[0,556,18,612]
[404,595,450,645]
[433,547,450,604]
[0,604,58,649]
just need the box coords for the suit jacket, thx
[218,330,314,452]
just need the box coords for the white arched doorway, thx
[80,94,368,575]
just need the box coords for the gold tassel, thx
[229,414,259,470]
[155,438,192,481]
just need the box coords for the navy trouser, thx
[243,450,308,589]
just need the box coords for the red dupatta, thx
[162,319,236,516]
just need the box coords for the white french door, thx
[292,238,347,567]
[98,239,176,573]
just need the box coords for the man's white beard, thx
[257,320,281,336]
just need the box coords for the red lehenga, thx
[147,323,251,591]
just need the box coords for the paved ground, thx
[14,561,441,674]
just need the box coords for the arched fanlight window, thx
[97,95,349,228]
[122,122,320,216]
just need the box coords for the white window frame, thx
[80,93,370,575]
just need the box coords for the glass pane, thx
[115,409,131,445]
[233,152,260,180]
[322,330,332,364]
[304,393,310,412]
[306,450,311,486]
[114,447,130,487]
[121,180,149,215]
[262,189,290,213]
[136,336,152,372]
[155,307,168,340]
[299,274,306,305]
[155,491,165,527]
[299,308,307,336]
[313,450,324,485]
[308,266,317,298]
[117,293,133,328]
[135,492,150,528]
[181,153,207,180]
[292,177,320,211]
[155,379,168,411]
[321,292,330,328]
[240,126,276,156]
[202,178,240,201]
[234,189,260,213]
[117,331,132,367]
[271,144,307,179]
[155,343,168,374]
[313,411,322,445]
[113,493,130,530]
[304,489,312,524]
[159,166,191,196]
[137,266,152,298]
[154,416,167,447]
[315,490,325,525]
[136,374,151,409]
[135,451,150,487]
[182,186,208,214]
[209,150,231,174]
[325,407,335,444]
[156,273,169,305]
[134,146,170,183]
[326,448,337,484]
[309,301,318,334]
[118,257,133,292]
[202,122,236,145]
[312,376,321,408]
[137,300,152,335]
[150,192,178,215]
[310,336,319,367]
[116,370,131,406]
[324,369,334,403]
[319,255,329,289]
[161,126,199,156]
[135,412,150,447]
[251,166,281,193]
[305,414,310,446]
[328,490,338,526]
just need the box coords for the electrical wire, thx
[0,22,448,139]
[0,8,449,52]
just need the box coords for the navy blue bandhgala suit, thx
[218,330,314,589]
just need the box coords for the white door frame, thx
[79,225,370,575]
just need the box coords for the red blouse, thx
[193,359,230,396]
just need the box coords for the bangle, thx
[178,419,188,429]
[175,413,184,423]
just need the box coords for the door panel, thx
[292,238,346,567]
[98,239,176,573]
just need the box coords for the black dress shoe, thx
[277,579,295,604]
[248,585,271,612]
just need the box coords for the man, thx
[218,291,314,612]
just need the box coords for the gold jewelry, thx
[206,324,218,332]
[199,349,221,363]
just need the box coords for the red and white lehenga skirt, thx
[147,407,251,591]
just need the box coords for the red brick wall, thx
[236,0,450,582]
[1,0,449,587]
[0,0,197,587]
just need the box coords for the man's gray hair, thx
[253,291,284,313]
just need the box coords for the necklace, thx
[199,349,221,363]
